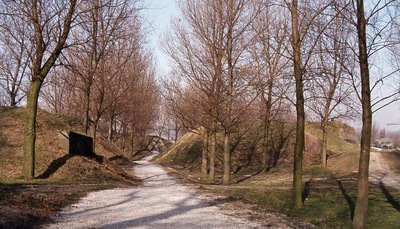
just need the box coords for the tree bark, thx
[321,86,335,168]
[91,117,99,152]
[321,99,330,168]
[222,130,231,185]
[201,129,209,177]
[352,0,372,228]
[83,83,91,135]
[261,80,273,170]
[290,0,304,208]
[261,119,269,170]
[10,94,16,107]
[130,127,135,155]
[121,125,126,151]
[321,118,328,168]
[208,120,216,180]
[108,115,113,142]
[22,79,42,178]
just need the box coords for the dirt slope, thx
[0,106,141,229]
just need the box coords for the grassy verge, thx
[163,163,400,229]
[205,177,400,229]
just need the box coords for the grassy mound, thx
[155,119,359,174]
[0,106,141,228]
[305,121,359,153]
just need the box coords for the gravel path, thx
[44,152,263,229]
[369,152,400,190]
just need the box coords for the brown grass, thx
[156,119,359,175]
[0,106,142,229]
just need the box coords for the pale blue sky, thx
[146,0,177,74]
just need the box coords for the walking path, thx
[369,152,400,190]
[45,152,263,229]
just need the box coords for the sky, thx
[146,0,177,74]
[145,0,400,133]
[373,100,400,132]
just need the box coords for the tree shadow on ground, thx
[234,171,262,184]
[36,154,76,179]
[337,180,355,220]
[379,181,400,213]
[302,179,312,204]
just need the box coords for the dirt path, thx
[369,152,400,189]
[44,152,276,229]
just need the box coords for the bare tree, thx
[351,0,372,227]
[41,67,81,114]
[251,3,291,171]
[0,0,78,178]
[0,18,31,106]
[88,30,146,150]
[116,55,160,154]
[161,0,227,180]
[283,0,337,208]
[287,0,305,208]
[163,0,265,185]
[306,6,359,168]
[342,0,400,227]
[60,0,142,135]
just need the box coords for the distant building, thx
[373,138,393,149]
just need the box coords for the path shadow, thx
[100,193,234,229]
[36,154,76,179]
[338,180,355,220]
[234,171,262,184]
[302,178,312,203]
[379,181,400,213]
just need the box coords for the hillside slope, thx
[0,106,141,229]
[155,119,359,174]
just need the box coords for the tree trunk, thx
[321,82,334,169]
[130,128,135,155]
[174,122,180,142]
[108,115,113,142]
[291,0,304,208]
[22,79,42,178]
[352,0,372,228]
[10,93,16,107]
[83,83,91,135]
[201,129,209,177]
[222,130,231,185]
[83,6,98,135]
[208,120,216,180]
[321,115,329,168]
[91,118,99,152]
[261,117,270,170]
[121,124,126,151]
[321,122,328,168]
[222,1,234,186]
[261,81,273,170]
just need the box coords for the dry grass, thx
[305,121,359,154]
[156,119,359,175]
[0,106,142,229]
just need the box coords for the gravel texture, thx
[44,152,267,228]
[369,152,400,189]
